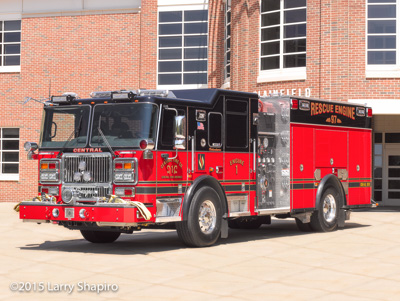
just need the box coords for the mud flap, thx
[338,208,346,228]
[221,218,228,239]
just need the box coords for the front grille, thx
[62,154,111,184]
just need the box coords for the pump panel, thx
[257,97,291,210]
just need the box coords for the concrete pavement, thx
[1,203,400,301]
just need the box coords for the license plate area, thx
[65,208,74,219]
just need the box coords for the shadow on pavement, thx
[354,206,400,213]
[19,219,370,255]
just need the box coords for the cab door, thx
[156,106,188,196]
[224,98,251,216]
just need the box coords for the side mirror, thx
[174,115,186,150]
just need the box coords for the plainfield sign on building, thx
[256,88,312,98]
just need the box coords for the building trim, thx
[350,99,400,115]
[21,8,140,18]
[0,0,141,18]
[257,67,307,83]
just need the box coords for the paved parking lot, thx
[1,202,400,301]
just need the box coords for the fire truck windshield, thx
[90,103,158,148]
[40,106,91,148]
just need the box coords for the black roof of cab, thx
[49,89,258,110]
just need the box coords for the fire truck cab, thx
[19,88,373,247]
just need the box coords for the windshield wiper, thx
[97,116,116,157]
[58,116,83,158]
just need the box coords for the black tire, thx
[176,186,222,247]
[80,230,121,243]
[310,187,340,232]
[295,218,313,232]
[228,216,269,229]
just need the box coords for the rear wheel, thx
[80,230,121,243]
[310,187,340,232]
[176,187,222,247]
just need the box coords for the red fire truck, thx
[19,89,374,247]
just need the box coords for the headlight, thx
[114,172,134,182]
[40,172,58,182]
[62,189,73,204]
[114,159,136,184]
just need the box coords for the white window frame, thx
[0,14,21,73]
[258,0,307,83]
[223,0,231,86]
[366,0,400,78]
[0,128,20,181]
[157,3,209,90]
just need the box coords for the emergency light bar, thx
[137,89,175,98]
[111,91,136,101]
[356,107,366,117]
[299,100,310,111]
[51,93,77,103]
[90,91,112,98]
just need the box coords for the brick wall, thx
[219,0,400,100]
[208,0,225,88]
[0,1,157,202]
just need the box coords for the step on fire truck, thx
[19,89,374,247]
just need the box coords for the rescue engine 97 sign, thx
[292,100,371,129]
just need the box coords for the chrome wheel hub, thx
[323,194,337,223]
[198,200,216,234]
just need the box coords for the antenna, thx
[48,79,51,99]
[23,97,49,105]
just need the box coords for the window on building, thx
[0,128,19,180]
[158,9,208,88]
[0,20,21,72]
[260,0,306,73]
[224,0,231,82]
[374,133,383,202]
[367,0,396,65]
[365,0,400,77]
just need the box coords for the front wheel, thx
[80,230,121,243]
[176,187,222,247]
[310,187,340,232]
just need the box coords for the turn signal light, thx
[41,163,56,169]
[115,163,123,169]
[124,163,132,169]
[291,99,299,110]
